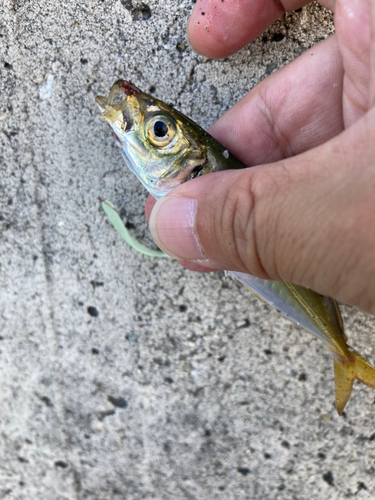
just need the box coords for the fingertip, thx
[186,0,284,59]
[186,9,223,59]
[186,0,242,59]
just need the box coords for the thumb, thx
[149,113,375,313]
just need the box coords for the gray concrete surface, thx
[0,1,374,498]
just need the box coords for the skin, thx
[147,0,375,315]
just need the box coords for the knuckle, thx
[215,171,270,277]
[255,90,294,160]
[249,164,294,280]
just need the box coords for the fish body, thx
[96,80,375,414]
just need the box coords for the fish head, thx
[96,80,209,198]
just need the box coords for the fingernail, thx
[149,197,205,261]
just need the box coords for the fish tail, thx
[334,347,375,415]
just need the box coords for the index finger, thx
[187,0,334,59]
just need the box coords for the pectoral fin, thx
[334,348,375,415]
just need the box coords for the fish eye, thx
[145,114,176,148]
[153,120,168,138]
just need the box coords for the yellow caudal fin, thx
[334,347,375,415]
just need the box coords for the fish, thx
[96,80,375,415]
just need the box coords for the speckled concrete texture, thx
[0,1,374,499]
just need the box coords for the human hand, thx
[147,0,375,315]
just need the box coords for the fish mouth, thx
[95,95,120,125]
[95,80,140,109]
[96,80,140,131]
[95,95,107,113]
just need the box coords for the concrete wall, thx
[0,0,374,498]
